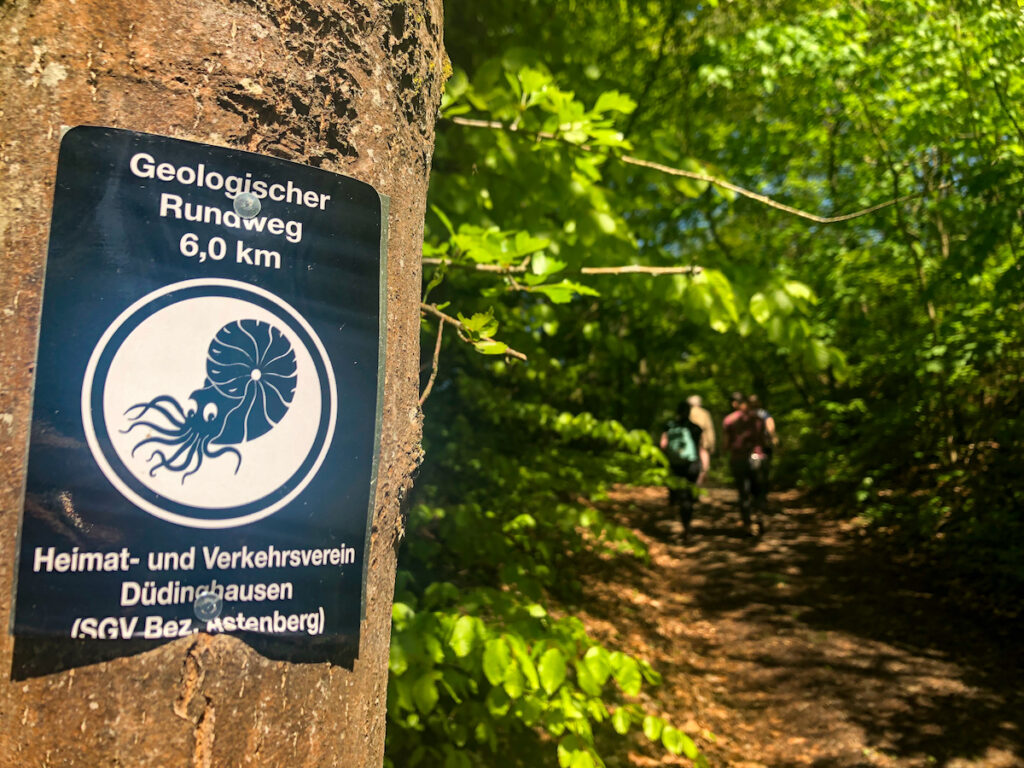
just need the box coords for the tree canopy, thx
[386,1,1024,765]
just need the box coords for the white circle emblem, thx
[82,279,337,529]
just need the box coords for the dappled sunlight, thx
[578,486,1023,768]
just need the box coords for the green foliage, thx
[390,0,1024,765]
[385,367,688,767]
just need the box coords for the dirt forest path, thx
[579,486,1024,768]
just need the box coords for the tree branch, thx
[418,319,444,406]
[422,258,527,272]
[449,115,941,225]
[579,265,701,275]
[422,257,702,277]
[420,302,528,361]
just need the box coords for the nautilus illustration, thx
[122,319,297,481]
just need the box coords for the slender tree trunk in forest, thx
[0,0,444,764]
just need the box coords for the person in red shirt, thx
[722,392,769,536]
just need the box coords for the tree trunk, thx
[0,0,443,764]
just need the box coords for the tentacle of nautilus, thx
[204,442,243,474]
[168,441,202,483]
[123,397,188,427]
[147,434,197,474]
[147,450,172,477]
[121,420,189,439]
[145,395,189,420]
[132,433,189,458]
[182,436,209,481]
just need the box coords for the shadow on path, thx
[576,485,1023,768]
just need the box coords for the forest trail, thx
[579,486,1024,768]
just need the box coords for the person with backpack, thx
[722,393,769,536]
[660,401,710,542]
[746,393,778,497]
[686,394,716,457]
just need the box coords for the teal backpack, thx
[665,422,698,466]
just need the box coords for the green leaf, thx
[513,231,551,257]
[485,685,511,717]
[784,279,816,304]
[448,615,478,658]
[593,211,618,234]
[805,338,831,371]
[474,339,509,355]
[430,205,456,236]
[514,695,543,725]
[503,662,526,699]
[582,646,612,686]
[518,66,550,98]
[392,602,415,624]
[661,726,699,759]
[389,637,409,676]
[611,707,631,735]
[531,252,567,277]
[642,715,664,741]
[538,648,567,695]
[444,68,468,100]
[412,673,439,715]
[661,725,684,755]
[749,292,771,325]
[509,640,540,690]
[681,733,700,760]
[532,280,600,304]
[772,286,794,314]
[705,268,739,323]
[612,656,642,696]
[458,310,499,337]
[594,90,637,114]
[483,638,511,687]
[557,738,596,768]
[574,660,603,697]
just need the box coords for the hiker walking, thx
[722,392,769,536]
[660,401,710,542]
[747,393,778,496]
[687,395,716,457]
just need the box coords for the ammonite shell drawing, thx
[121,319,297,481]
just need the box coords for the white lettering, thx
[129,152,155,178]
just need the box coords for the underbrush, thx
[384,375,708,768]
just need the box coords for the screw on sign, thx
[193,588,224,621]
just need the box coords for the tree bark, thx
[0,0,444,764]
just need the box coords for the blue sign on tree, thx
[12,127,386,644]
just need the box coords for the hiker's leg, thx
[760,455,772,514]
[750,466,765,534]
[679,482,695,539]
[731,459,751,527]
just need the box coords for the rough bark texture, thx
[0,0,443,764]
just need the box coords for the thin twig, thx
[418,320,445,405]
[423,258,526,272]
[580,265,701,275]
[423,257,702,277]
[449,115,942,225]
[420,302,528,361]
